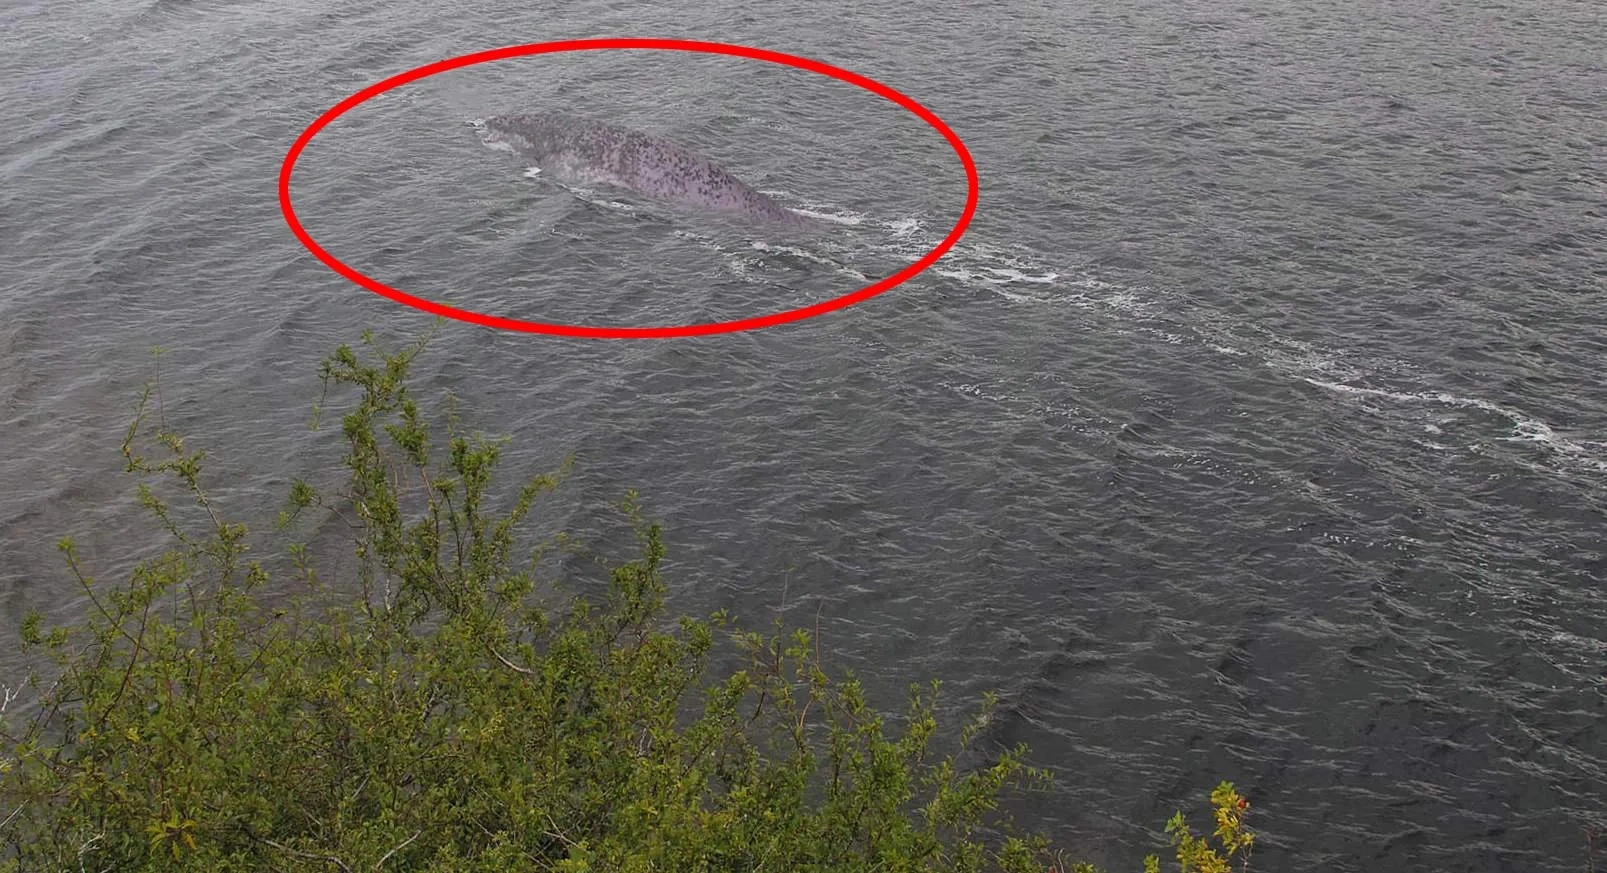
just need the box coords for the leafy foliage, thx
[1142,782,1254,873]
[0,333,1252,872]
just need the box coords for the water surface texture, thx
[3,0,1605,870]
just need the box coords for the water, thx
[3,0,1604,869]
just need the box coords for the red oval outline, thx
[278,38,978,339]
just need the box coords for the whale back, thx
[478,113,814,229]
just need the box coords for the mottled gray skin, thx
[476,113,815,230]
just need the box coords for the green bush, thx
[0,332,1253,872]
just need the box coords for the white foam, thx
[798,208,862,226]
[757,191,864,226]
[934,267,1058,286]
[749,241,868,281]
[1305,378,1607,471]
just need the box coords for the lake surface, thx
[3,0,1604,868]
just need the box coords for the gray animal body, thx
[475,113,814,229]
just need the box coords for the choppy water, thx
[3,0,1605,869]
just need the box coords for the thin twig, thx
[814,598,824,666]
[374,829,422,868]
[543,813,577,849]
[489,643,535,676]
[75,831,103,873]
[250,832,354,873]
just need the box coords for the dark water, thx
[3,0,1605,869]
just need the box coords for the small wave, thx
[877,211,1604,483]
[1306,378,1607,471]
[757,191,862,226]
[934,266,1060,286]
[887,218,922,237]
